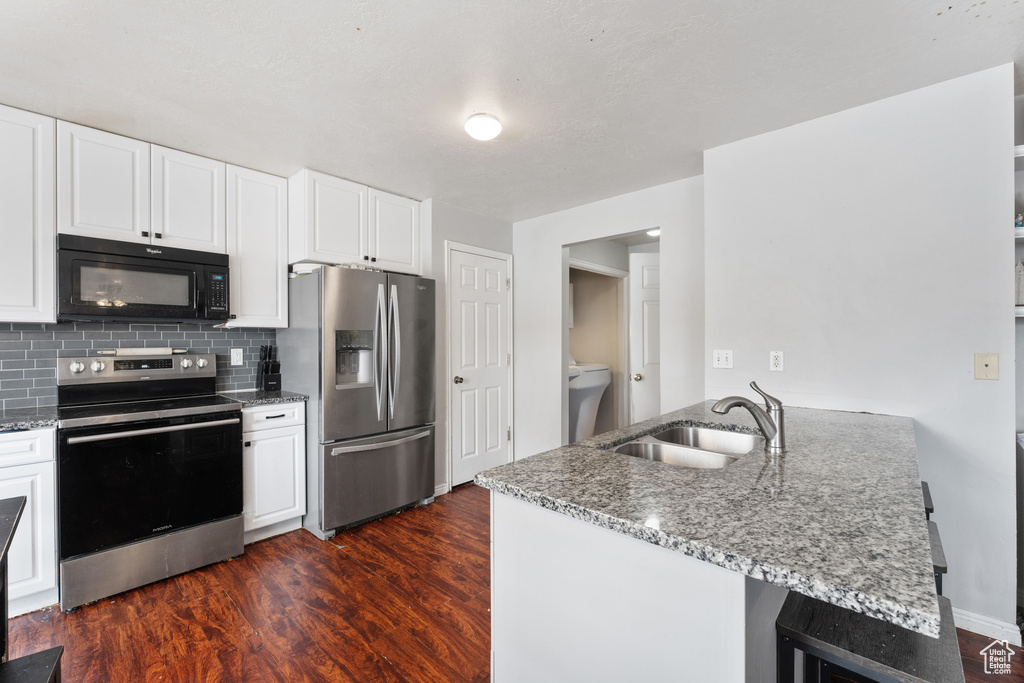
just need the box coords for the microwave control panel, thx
[206,271,229,313]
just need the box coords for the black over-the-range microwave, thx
[57,234,231,323]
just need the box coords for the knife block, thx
[261,373,281,392]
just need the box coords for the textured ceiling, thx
[0,1,1022,223]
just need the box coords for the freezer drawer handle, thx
[330,429,431,456]
[66,417,241,445]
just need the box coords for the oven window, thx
[79,264,191,308]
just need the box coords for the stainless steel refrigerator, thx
[278,266,435,539]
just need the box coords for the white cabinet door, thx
[369,189,421,274]
[226,166,288,328]
[0,429,57,615]
[0,105,55,323]
[57,121,150,243]
[152,145,226,253]
[243,423,305,531]
[289,169,367,265]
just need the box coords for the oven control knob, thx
[196,358,209,368]
[180,358,194,369]
[90,361,105,373]
[69,361,86,374]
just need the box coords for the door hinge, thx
[507,427,511,441]
[506,353,511,366]
[506,278,510,290]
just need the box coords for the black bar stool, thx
[776,593,965,682]
[921,481,934,520]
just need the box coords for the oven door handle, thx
[65,417,240,445]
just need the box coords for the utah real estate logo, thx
[980,639,1015,675]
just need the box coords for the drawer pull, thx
[264,414,286,419]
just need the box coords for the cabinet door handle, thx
[141,231,149,238]
[155,233,162,239]
[244,441,251,447]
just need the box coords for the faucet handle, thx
[750,381,782,409]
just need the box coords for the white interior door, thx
[629,252,660,422]
[449,247,512,486]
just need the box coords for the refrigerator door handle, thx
[374,283,386,420]
[388,284,401,418]
[329,428,431,455]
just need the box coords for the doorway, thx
[446,243,513,486]
[564,231,660,442]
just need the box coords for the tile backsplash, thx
[0,322,277,410]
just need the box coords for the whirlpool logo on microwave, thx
[145,248,163,255]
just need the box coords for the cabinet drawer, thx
[0,429,55,468]
[242,402,305,432]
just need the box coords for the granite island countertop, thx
[475,400,940,637]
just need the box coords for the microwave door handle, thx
[374,283,386,421]
[389,284,400,418]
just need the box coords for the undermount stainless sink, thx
[652,426,763,457]
[613,426,764,469]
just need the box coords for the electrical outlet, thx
[230,348,244,366]
[974,352,998,380]
[770,351,784,372]
[712,350,733,369]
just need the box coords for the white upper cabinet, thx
[0,104,55,323]
[289,169,367,265]
[57,121,151,243]
[369,188,421,274]
[152,145,226,253]
[289,169,421,274]
[227,165,288,328]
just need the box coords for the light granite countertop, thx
[0,391,309,432]
[219,390,309,407]
[475,400,940,637]
[0,406,58,432]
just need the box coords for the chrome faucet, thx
[712,382,786,455]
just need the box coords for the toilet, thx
[568,362,612,442]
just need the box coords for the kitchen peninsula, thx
[476,400,938,682]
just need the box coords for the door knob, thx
[633,374,643,382]
[453,376,464,384]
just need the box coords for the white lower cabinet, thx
[242,403,306,544]
[0,429,57,616]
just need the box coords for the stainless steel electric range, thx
[56,353,243,610]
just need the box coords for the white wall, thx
[704,65,1016,628]
[421,199,514,491]
[512,176,704,457]
[568,240,629,272]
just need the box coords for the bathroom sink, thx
[652,427,763,457]
[613,427,763,469]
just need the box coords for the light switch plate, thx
[713,350,733,369]
[974,352,998,380]
[230,348,244,366]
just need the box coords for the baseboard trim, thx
[952,606,1022,646]
[244,517,302,545]
[8,587,59,618]
[434,483,450,498]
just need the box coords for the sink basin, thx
[652,427,763,457]
[613,426,764,469]
[615,440,740,469]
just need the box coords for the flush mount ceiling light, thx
[647,229,661,237]
[465,113,502,141]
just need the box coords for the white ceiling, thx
[1,1,1022,223]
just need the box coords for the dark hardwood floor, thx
[5,482,1020,681]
